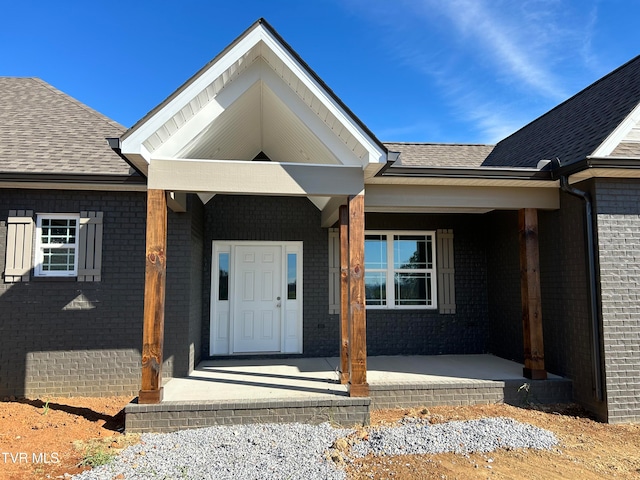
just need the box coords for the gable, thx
[120,19,387,175]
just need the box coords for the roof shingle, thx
[0,77,132,176]
[483,55,640,168]
[384,142,495,168]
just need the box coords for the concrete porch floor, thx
[162,354,561,402]
[125,355,573,433]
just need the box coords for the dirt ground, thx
[0,397,639,479]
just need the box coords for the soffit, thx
[176,73,341,165]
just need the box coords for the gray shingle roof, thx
[384,142,495,168]
[0,77,133,175]
[483,55,640,168]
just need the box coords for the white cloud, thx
[341,0,599,142]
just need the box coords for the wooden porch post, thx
[348,194,369,396]
[339,205,350,384]
[519,208,547,380]
[139,189,168,404]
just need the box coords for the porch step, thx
[125,378,571,433]
[125,396,371,433]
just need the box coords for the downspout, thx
[552,159,604,402]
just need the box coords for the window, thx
[4,210,104,283]
[34,214,79,277]
[218,252,229,300]
[365,231,436,308]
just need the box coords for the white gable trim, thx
[592,101,640,158]
[121,22,386,170]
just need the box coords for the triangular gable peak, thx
[120,19,387,176]
[592,100,640,159]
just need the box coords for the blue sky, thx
[2,0,638,144]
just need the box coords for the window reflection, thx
[287,253,297,300]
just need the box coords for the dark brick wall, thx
[162,195,205,379]
[364,213,489,356]
[485,211,523,362]
[189,197,204,371]
[202,195,335,357]
[0,189,146,397]
[538,183,607,420]
[594,179,640,423]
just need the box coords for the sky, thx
[1,0,638,145]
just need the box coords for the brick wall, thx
[594,179,640,423]
[0,189,146,397]
[189,196,204,372]
[159,195,205,380]
[485,211,523,362]
[363,213,489,356]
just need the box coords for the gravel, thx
[73,417,557,479]
[352,417,558,457]
[73,422,351,480]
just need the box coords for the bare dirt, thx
[0,397,638,479]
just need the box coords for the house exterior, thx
[2,19,640,423]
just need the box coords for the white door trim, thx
[209,241,303,355]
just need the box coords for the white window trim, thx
[34,213,80,277]
[365,230,437,310]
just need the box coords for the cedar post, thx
[348,194,369,396]
[139,189,168,403]
[519,208,547,380]
[339,205,350,384]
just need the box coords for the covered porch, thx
[116,19,568,432]
[125,354,572,432]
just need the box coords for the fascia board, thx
[121,28,265,157]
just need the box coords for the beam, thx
[149,158,365,197]
[139,189,168,403]
[348,193,369,396]
[339,205,350,384]
[519,208,547,380]
[365,184,559,211]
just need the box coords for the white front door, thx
[210,241,303,356]
[233,245,282,353]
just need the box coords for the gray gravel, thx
[352,417,558,457]
[73,417,557,479]
[73,422,350,480]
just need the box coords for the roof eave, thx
[0,172,147,191]
[556,156,640,179]
[378,166,553,181]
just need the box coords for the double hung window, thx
[34,215,79,277]
[364,231,436,308]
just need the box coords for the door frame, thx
[209,241,303,355]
